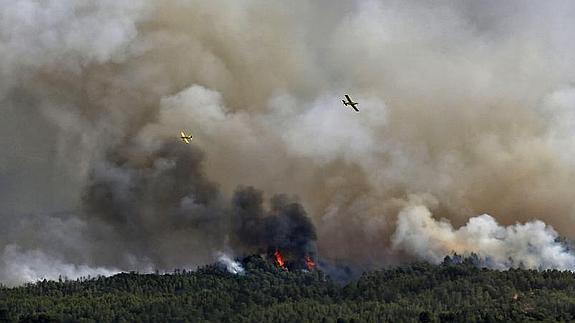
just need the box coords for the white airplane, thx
[180,131,193,144]
[342,94,359,112]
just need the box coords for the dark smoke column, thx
[232,186,317,269]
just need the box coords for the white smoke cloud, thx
[0,0,149,72]
[392,203,575,270]
[0,245,119,287]
[276,94,388,165]
[216,252,244,275]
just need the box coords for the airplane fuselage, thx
[343,96,359,112]
[180,131,193,144]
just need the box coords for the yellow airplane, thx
[180,131,193,144]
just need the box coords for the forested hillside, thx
[2,255,575,322]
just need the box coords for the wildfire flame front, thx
[274,250,286,269]
[305,256,316,271]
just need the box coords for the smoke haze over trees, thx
[3,0,575,284]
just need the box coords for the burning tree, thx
[274,250,287,269]
[305,255,316,271]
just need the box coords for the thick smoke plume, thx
[3,0,575,284]
[232,186,317,266]
[392,203,575,270]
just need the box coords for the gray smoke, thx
[4,0,575,285]
[81,142,228,270]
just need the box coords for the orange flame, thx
[274,250,286,269]
[305,256,316,271]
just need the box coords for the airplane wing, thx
[180,131,186,138]
[345,94,352,102]
[352,105,359,112]
[183,137,190,144]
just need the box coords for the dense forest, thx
[2,255,575,322]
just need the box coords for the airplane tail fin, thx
[342,100,347,105]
